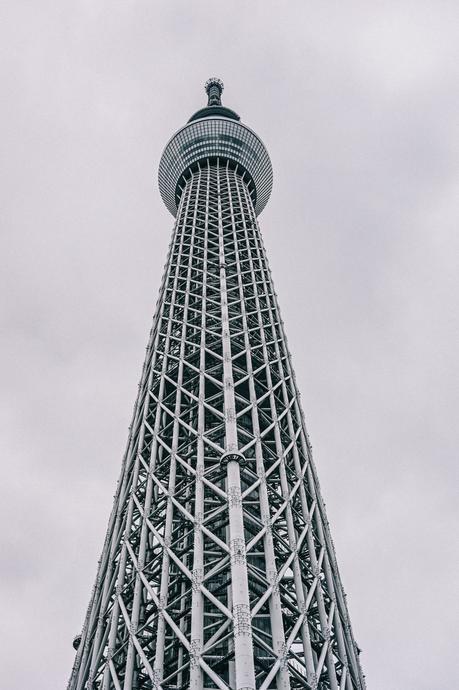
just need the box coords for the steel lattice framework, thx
[68,80,365,690]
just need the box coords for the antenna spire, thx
[205,77,224,106]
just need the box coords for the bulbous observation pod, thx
[159,78,273,217]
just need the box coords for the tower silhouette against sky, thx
[68,79,365,690]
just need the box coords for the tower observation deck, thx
[68,79,365,690]
[158,78,272,217]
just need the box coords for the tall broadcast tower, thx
[68,79,365,690]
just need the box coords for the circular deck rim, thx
[158,116,273,217]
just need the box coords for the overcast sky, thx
[1,2,458,688]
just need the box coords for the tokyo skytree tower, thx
[68,79,365,690]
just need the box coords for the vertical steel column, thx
[218,161,256,690]
[229,166,290,690]
[189,165,207,690]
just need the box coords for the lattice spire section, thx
[68,82,365,690]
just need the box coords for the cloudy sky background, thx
[1,2,458,688]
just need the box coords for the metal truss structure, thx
[68,80,365,690]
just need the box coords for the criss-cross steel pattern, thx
[68,84,365,690]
